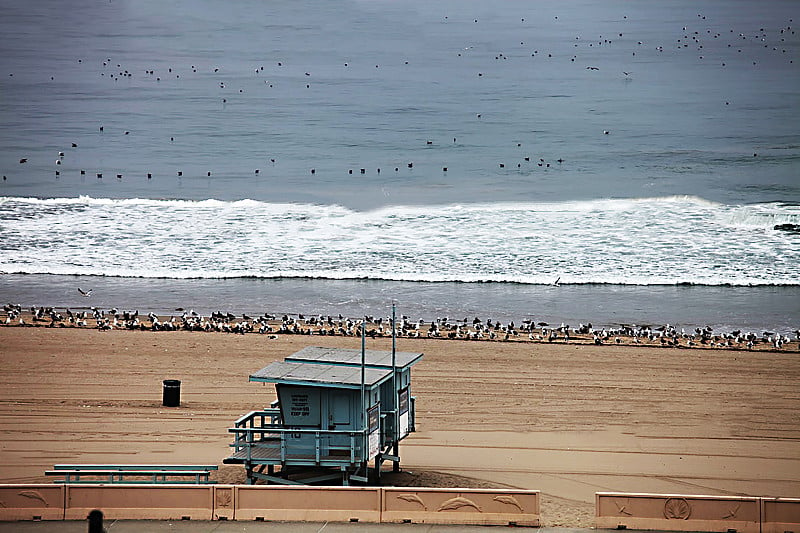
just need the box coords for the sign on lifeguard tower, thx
[399,388,410,437]
[367,404,380,458]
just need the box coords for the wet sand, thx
[0,327,798,527]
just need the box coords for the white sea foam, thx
[0,196,797,285]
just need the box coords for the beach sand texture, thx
[0,326,798,527]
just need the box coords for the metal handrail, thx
[229,426,368,463]
[233,409,282,427]
[229,426,368,435]
[229,407,379,464]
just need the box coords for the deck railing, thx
[229,411,370,466]
[233,409,282,430]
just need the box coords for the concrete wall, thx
[762,498,800,533]
[1,484,797,531]
[597,492,761,533]
[382,487,540,526]
[213,485,235,521]
[64,485,214,521]
[0,484,538,525]
[233,486,382,522]
[0,485,64,521]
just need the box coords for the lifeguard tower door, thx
[330,392,351,428]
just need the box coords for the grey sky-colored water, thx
[0,0,798,209]
[0,0,797,332]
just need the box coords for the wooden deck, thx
[227,411,367,469]
[225,444,355,465]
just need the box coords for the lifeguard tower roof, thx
[284,346,423,369]
[250,360,392,390]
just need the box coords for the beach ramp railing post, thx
[45,465,218,485]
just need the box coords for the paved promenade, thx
[0,521,597,533]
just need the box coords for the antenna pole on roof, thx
[392,302,399,471]
[361,320,366,464]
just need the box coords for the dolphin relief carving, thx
[437,496,482,512]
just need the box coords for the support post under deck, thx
[392,442,400,472]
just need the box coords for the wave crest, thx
[1,195,797,286]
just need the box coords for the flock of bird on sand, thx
[2,302,797,353]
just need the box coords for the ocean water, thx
[0,0,798,334]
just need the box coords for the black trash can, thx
[162,379,181,407]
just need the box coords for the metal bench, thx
[45,464,218,484]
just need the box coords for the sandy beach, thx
[0,324,798,527]
[1,0,798,526]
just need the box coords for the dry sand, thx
[0,326,798,527]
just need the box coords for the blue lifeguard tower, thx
[224,334,422,485]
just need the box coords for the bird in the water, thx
[78,288,93,297]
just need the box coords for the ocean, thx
[0,0,798,334]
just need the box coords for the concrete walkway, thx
[0,521,600,533]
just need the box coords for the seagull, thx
[78,288,93,297]
[623,71,632,76]
[552,277,561,287]
[586,66,600,70]
[19,158,27,164]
